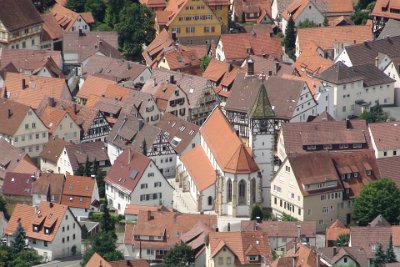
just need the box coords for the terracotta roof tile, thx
[5,201,69,242]
[200,107,258,173]
[180,145,215,191]
[61,175,96,209]
[124,204,171,216]
[40,107,70,135]
[143,29,174,67]
[297,26,373,53]
[64,141,109,171]
[369,122,400,150]
[3,72,71,109]
[40,13,63,41]
[0,99,31,136]
[241,220,317,238]
[372,0,400,20]
[350,226,393,258]
[77,75,118,100]
[294,42,333,76]
[325,219,350,243]
[0,48,62,70]
[283,243,325,267]
[51,4,94,31]
[377,157,400,188]
[219,33,282,61]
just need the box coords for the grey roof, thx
[369,214,391,227]
[351,63,396,86]
[378,19,400,40]
[107,113,142,150]
[146,68,211,109]
[63,32,121,63]
[0,0,43,31]
[345,35,400,66]
[226,74,309,120]
[65,141,109,171]
[120,90,157,116]
[131,123,162,153]
[316,61,364,85]
[318,246,368,267]
[82,55,148,81]
[276,0,294,16]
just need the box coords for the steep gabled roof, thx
[0,0,43,32]
[200,107,258,173]
[0,99,31,136]
[249,83,275,119]
[316,61,363,84]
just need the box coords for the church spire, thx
[249,82,274,119]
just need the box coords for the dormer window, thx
[323,144,332,150]
[339,144,349,149]
[248,255,258,261]
[366,170,372,176]
[354,172,359,178]
[44,227,51,235]
[307,145,316,150]
[353,143,363,149]
[33,225,39,232]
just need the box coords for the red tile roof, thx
[77,75,118,101]
[369,122,400,150]
[200,107,259,173]
[372,0,400,20]
[124,204,171,216]
[0,99,31,136]
[61,175,96,209]
[5,201,70,242]
[219,32,282,60]
[325,219,350,243]
[105,148,151,194]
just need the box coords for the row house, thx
[142,77,190,120]
[154,0,229,45]
[316,61,395,120]
[86,253,150,267]
[0,0,43,49]
[177,107,261,216]
[105,148,173,214]
[5,201,82,261]
[0,139,38,180]
[60,175,100,219]
[2,172,36,206]
[124,210,217,260]
[0,100,49,160]
[40,138,109,175]
[272,119,379,231]
[232,0,273,24]
[148,68,219,125]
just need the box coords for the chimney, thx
[275,61,280,75]
[128,147,132,164]
[49,202,54,208]
[49,96,55,107]
[292,256,297,267]
[333,246,337,256]
[247,58,254,76]
[152,78,157,87]
[22,78,26,89]
[73,103,77,114]
[172,32,177,42]
[170,75,175,84]
[228,63,233,72]
[346,118,351,129]
[375,56,379,67]
[78,29,83,37]
[7,108,12,118]
[147,210,152,220]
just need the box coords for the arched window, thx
[239,180,246,204]
[208,196,213,206]
[251,178,257,204]
[227,179,232,202]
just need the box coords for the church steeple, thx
[249,82,274,119]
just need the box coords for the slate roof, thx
[0,0,43,31]
[377,156,400,188]
[39,137,69,163]
[107,113,142,150]
[344,35,400,66]
[65,141,109,171]
[378,19,400,39]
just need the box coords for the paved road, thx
[33,256,81,267]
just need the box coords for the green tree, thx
[298,19,318,28]
[357,0,375,10]
[142,139,147,156]
[386,235,397,263]
[11,222,26,253]
[96,169,105,198]
[81,231,123,266]
[281,213,297,221]
[105,0,126,27]
[354,178,400,226]
[333,233,350,247]
[84,157,93,177]
[85,0,106,23]
[100,199,115,234]
[66,0,86,12]
[115,2,156,60]
[372,243,387,267]
[0,194,9,219]
[284,16,296,60]
[200,56,211,73]
[164,242,195,267]
[76,164,85,176]
[11,249,42,266]
[323,16,329,26]
[359,104,389,123]
[250,205,263,220]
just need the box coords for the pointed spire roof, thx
[249,82,275,119]
[316,61,363,85]
[225,144,259,173]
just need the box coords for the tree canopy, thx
[284,16,296,60]
[359,104,389,123]
[66,0,86,12]
[200,56,211,73]
[250,205,263,221]
[333,233,350,247]
[115,2,156,60]
[354,178,400,226]
[164,242,195,267]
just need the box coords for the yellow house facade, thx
[155,0,230,45]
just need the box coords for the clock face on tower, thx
[259,119,268,132]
